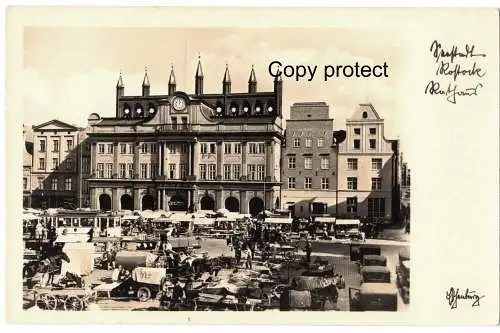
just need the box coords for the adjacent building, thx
[23,125,33,208]
[30,120,84,209]
[337,103,399,221]
[282,102,401,222]
[281,102,337,217]
[86,60,283,215]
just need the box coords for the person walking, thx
[245,247,253,270]
[234,246,242,268]
[305,240,312,264]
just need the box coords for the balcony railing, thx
[156,124,192,132]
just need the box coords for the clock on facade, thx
[172,96,187,111]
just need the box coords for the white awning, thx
[193,218,215,226]
[264,218,293,224]
[216,217,235,222]
[122,215,140,221]
[315,217,336,223]
[335,219,361,226]
[23,213,40,221]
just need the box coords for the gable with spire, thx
[349,103,383,121]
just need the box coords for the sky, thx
[23,27,407,151]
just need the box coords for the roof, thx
[95,118,145,126]
[32,119,79,131]
[360,283,397,294]
[363,254,387,260]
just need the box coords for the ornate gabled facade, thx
[86,58,284,215]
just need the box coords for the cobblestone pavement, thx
[24,238,409,311]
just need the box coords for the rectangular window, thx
[23,177,28,190]
[288,156,296,169]
[53,140,59,152]
[232,143,240,154]
[369,128,376,135]
[150,163,158,178]
[98,144,105,154]
[82,157,90,173]
[304,177,312,189]
[258,143,265,154]
[140,163,148,179]
[321,156,329,169]
[64,178,72,191]
[97,163,104,178]
[209,144,216,154]
[120,144,127,154]
[347,197,358,213]
[304,157,312,170]
[37,177,44,190]
[66,139,73,151]
[51,178,58,191]
[106,163,113,178]
[369,139,377,149]
[119,163,126,178]
[353,139,360,149]
[52,158,59,170]
[65,158,73,170]
[371,178,382,191]
[317,138,324,147]
[82,180,89,194]
[179,164,187,179]
[293,138,300,148]
[224,164,231,180]
[169,164,176,179]
[128,144,134,154]
[368,198,386,218]
[372,158,383,170]
[169,144,178,154]
[249,143,257,154]
[256,164,265,180]
[141,143,148,154]
[288,177,296,189]
[354,128,361,135]
[232,164,241,180]
[127,164,134,178]
[181,117,188,129]
[180,144,188,154]
[224,143,232,154]
[39,158,45,170]
[321,177,329,190]
[171,117,178,129]
[200,164,207,180]
[201,143,208,154]
[106,144,113,154]
[208,164,216,180]
[305,138,312,148]
[347,177,358,190]
[150,143,158,153]
[347,158,358,170]
[39,140,46,152]
[247,165,256,181]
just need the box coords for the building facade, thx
[30,120,84,209]
[86,60,283,215]
[337,104,399,221]
[23,125,33,208]
[281,102,337,217]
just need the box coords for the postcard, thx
[5,6,499,325]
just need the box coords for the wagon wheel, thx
[137,287,152,302]
[64,296,84,311]
[44,295,58,310]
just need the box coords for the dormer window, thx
[216,106,222,113]
[243,106,249,112]
[267,106,274,112]
[124,108,130,115]
[255,106,261,113]
[136,108,142,114]
[148,105,155,114]
[231,107,237,113]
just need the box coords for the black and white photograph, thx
[5,5,498,325]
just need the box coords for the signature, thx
[425,80,483,104]
[446,287,485,309]
[430,40,487,64]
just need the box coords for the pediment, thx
[32,119,78,132]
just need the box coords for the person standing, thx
[245,247,253,270]
[305,240,312,264]
[35,222,44,241]
[234,245,242,267]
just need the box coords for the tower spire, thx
[223,62,231,95]
[142,66,150,87]
[223,62,231,83]
[248,65,257,93]
[168,63,176,95]
[195,54,204,95]
[116,70,124,88]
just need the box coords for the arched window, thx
[242,101,250,114]
[229,102,239,116]
[123,103,131,118]
[215,102,224,116]
[148,103,156,116]
[266,100,276,114]
[135,103,143,117]
[254,101,263,115]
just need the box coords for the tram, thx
[41,209,122,241]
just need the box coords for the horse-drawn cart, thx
[33,286,96,311]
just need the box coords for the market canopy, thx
[315,217,336,223]
[193,218,215,226]
[335,219,361,226]
[22,213,40,221]
[264,217,293,224]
